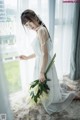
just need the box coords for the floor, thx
[10,76,80,120]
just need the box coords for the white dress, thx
[31,36,76,115]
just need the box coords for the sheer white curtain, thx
[0,53,13,119]
[53,0,76,81]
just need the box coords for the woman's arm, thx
[28,53,36,59]
[37,26,49,82]
[19,53,36,60]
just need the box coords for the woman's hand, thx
[39,73,46,83]
[19,53,36,60]
[19,55,29,60]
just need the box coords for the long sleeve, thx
[37,26,49,73]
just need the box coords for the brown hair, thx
[21,9,42,25]
[21,9,52,42]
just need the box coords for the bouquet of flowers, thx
[29,53,56,103]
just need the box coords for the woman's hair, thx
[21,9,52,42]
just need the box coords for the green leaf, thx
[32,79,39,83]
[30,79,39,86]
[34,96,38,103]
[36,89,41,98]
[30,91,34,96]
[44,83,50,90]
[45,53,56,75]
[30,81,39,89]
[42,87,48,94]
[39,83,48,94]
[30,91,35,98]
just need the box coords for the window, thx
[1,0,21,93]
[1,0,49,94]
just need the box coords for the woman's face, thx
[25,21,37,30]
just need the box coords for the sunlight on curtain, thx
[1,0,22,94]
[0,52,13,119]
[54,0,76,81]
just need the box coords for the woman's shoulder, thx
[38,25,47,33]
[37,25,49,39]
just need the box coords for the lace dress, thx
[31,36,76,115]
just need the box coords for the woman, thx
[19,9,77,115]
